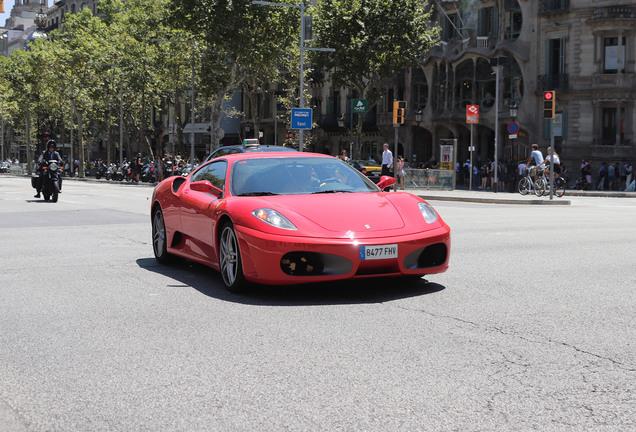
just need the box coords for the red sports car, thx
[151,152,450,292]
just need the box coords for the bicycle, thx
[535,167,566,197]
[517,166,565,197]
[517,167,537,196]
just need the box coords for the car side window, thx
[191,161,227,189]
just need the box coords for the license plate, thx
[360,244,398,260]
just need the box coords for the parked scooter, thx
[140,162,156,183]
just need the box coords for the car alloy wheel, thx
[219,222,246,292]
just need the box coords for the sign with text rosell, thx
[466,105,479,124]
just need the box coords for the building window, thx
[545,38,566,89]
[604,37,626,73]
[475,58,495,110]
[602,107,625,145]
[478,6,498,38]
[441,14,460,42]
[454,59,474,111]
[504,1,522,40]
[411,67,428,111]
[503,57,524,105]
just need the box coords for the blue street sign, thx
[507,121,519,134]
[291,108,313,130]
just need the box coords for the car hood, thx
[252,193,408,234]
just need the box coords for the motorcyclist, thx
[34,140,63,198]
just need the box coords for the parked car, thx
[151,152,451,292]
[348,159,383,183]
[204,139,296,163]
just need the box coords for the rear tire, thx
[534,178,546,197]
[219,222,247,293]
[152,207,174,264]
[555,177,566,197]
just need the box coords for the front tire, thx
[52,182,59,203]
[152,208,174,264]
[219,222,247,293]
[517,177,530,195]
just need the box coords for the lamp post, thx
[509,102,518,164]
[252,1,334,151]
[152,38,196,165]
[490,56,506,193]
[1,100,4,162]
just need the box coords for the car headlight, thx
[418,202,438,224]
[252,208,297,230]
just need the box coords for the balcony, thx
[539,0,570,14]
[589,6,636,21]
[537,74,569,92]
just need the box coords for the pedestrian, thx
[597,162,607,190]
[479,162,489,190]
[381,143,393,176]
[607,162,616,190]
[625,162,633,191]
[396,156,405,190]
[339,150,349,162]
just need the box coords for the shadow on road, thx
[136,257,445,306]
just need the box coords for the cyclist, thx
[539,146,561,181]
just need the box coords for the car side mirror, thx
[190,180,223,198]
[376,176,396,190]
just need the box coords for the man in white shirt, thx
[381,143,393,176]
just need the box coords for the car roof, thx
[204,145,297,162]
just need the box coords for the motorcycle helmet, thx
[47,139,56,149]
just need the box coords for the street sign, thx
[352,99,368,114]
[466,105,479,124]
[507,121,519,134]
[291,108,312,130]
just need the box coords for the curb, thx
[415,194,571,205]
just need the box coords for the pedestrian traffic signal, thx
[393,101,406,125]
[543,91,555,119]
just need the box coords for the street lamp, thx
[251,1,334,151]
[415,110,423,126]
[509,102,518,164]
[152,38,196,165]
[490,56,506,193]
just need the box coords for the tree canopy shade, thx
[167,0,300,146]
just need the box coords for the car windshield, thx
[352,159,381,167]
[231,157,379,196]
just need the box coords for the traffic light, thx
[543,91,555,119]
[393,101,406,124]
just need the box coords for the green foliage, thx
[312,0,439,97]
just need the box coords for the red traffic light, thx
[544,91,553,100]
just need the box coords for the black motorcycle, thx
[95,162,108,180]
[32,160,63,202]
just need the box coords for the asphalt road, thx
[1,175,634,431]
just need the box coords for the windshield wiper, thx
[237,191,280,196]
[311,190,353,194]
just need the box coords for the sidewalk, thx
[406,187,636,205]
